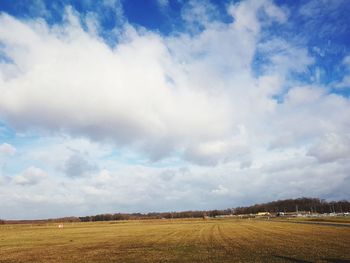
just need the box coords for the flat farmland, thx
[1,218,349,263]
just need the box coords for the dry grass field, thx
[1,218,349,263]
[283,216,350,225]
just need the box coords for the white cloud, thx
[285,86,326,105]
[0,143,16,155]
[268,85,350,149]
[181,0,219,27]
[13,166,47,186]
[257,39,314,75]
[184,125,250,165]
[228,0,287,33]
[0,0,289,165]
[308,133,350,163]
[334,55,350,88]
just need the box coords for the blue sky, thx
[0,0,350,219]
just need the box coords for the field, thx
[1,218,349,263]
[281,216,350,225]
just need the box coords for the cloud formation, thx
[0,0,294,165]
[0,0,350,219]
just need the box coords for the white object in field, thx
[58,224,64,228]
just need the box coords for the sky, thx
[0,0,350,220]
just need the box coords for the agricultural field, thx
[278,216,350,225]
[1,218,349,263]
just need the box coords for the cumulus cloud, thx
[0,0,292,165]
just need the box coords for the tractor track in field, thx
[205,223,248,261]
[152,228,182,244]
[197,223,230,263]
[215,224,235,253]
[203,224,217,262]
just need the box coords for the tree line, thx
[78,209,233,222]
[1,197,349,224]
[233,197,350,214]
[78,198,350,222]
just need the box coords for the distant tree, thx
[232,197,350,215]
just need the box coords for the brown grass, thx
[284,216,350,224]
[1,218,349,262]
